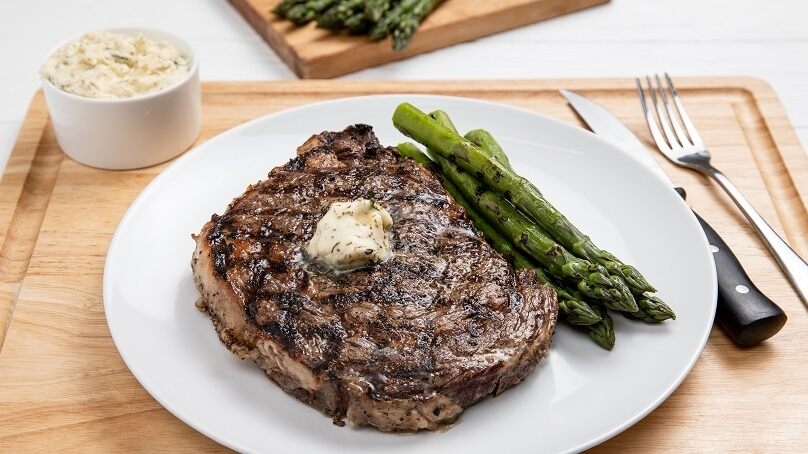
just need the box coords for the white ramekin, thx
[40,28,202,170]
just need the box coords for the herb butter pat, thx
[40,32,190,99]
[307,199,393,271]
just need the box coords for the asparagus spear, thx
[344,11,371,33]
[465,128,512,170]
[286,0,339,25]
[397,142,602,326]
[428,109,459,134]
[391,0,445,51]
[365,0,391,22]
[587,306,616,350]
[396,141,435,166]
[430,115,523,227]
[317,0,366,29]
[316,3,343,29]
[626,293,676,322]
[544,281,602,325]
[392,102,655,294]
[369,0,420,41]
[273,0,307,17]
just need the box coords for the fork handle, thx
[708,167,808,309]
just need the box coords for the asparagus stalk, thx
[370,0,414,40]
[465,129,512,170]
[317,0,366,29]
[392,103,655,294]
[396,141,435,166]
[286,0,339,25]
[428,109,458,133]
[587,306,616,350]
[273,0,307,17]
[398,142,603,326]
[430,115,514,179]
[316,4,343,29]
[344,11,371,33]
[391,0,445,51]
[626,293,676,323]
[364,0,391,22]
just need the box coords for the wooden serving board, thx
[1,79,807,452]
[229,0,611,78]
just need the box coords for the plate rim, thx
[103,93,717,453]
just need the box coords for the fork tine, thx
[664,73,705,149]
[636,78,671,153]
[647,76,680,149]
[656,74,692,148]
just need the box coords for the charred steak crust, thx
[191,124,558,431]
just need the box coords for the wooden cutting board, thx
[229,0,611,78]
[0,79,806,452]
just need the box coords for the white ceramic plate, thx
[104,95,716,454]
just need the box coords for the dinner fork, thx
[638,74,808,309]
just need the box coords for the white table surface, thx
[1,0,807,174]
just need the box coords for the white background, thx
[1,0,806,172]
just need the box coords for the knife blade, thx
[560,89,787,346]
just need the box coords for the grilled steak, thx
[191,124,557,431]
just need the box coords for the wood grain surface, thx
[228,0,611,78]
[0,79,806,452]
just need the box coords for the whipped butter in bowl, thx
[40,28,201,170]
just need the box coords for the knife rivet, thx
[710,245,719,253]
[735,285,750,294]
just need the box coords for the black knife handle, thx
[675,188,787,346]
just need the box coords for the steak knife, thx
[560,89,787,346]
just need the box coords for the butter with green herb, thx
[40,31,189,99]
[306,198,393,272]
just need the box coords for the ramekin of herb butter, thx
[39,28,201,170]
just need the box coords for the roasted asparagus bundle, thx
[393,104,675,350]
